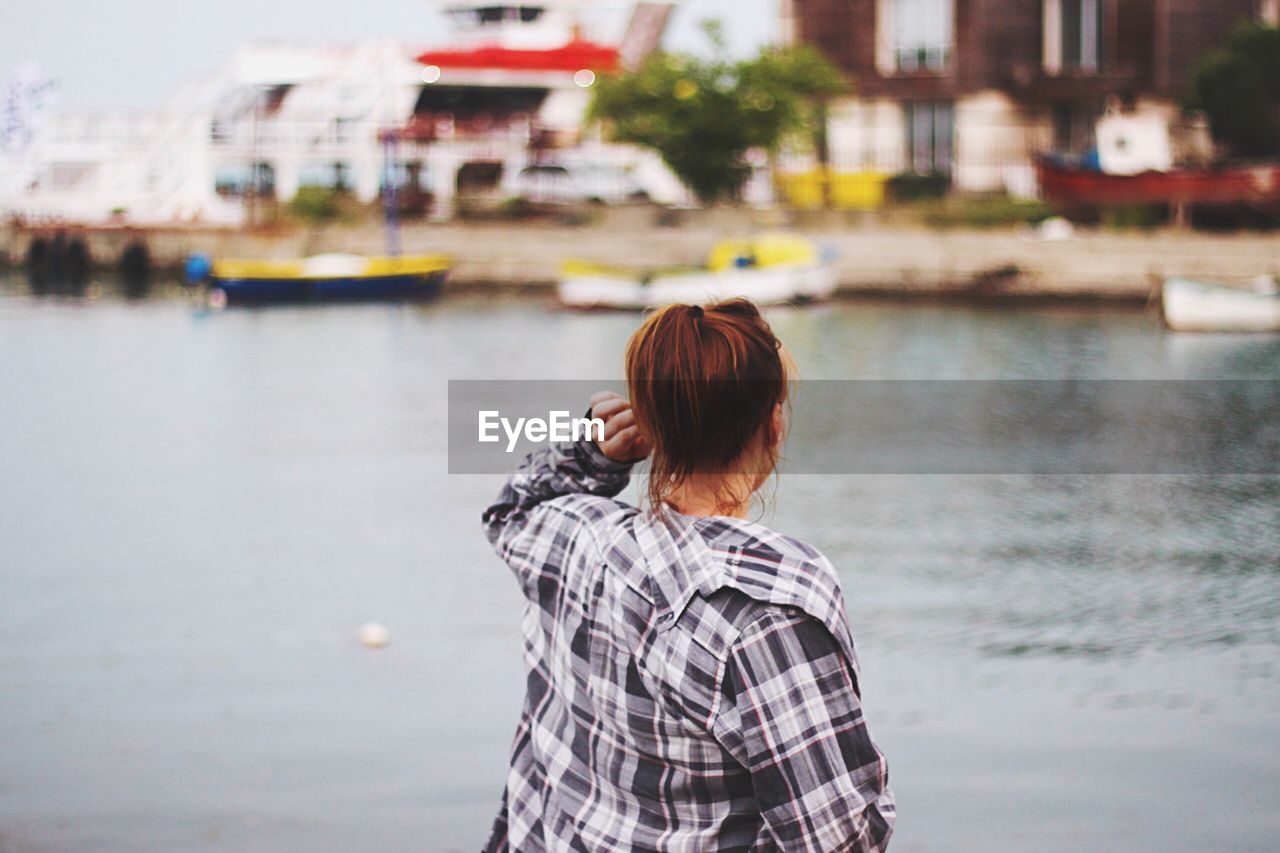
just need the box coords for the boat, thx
[1162,276,1280,333]
[558,234,837,309]
[207,253,451,306]
[1036,156,1280,208]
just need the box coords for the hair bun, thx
[688,304,704,321]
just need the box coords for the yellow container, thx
[780,171,824,210]
[779,169,888,211]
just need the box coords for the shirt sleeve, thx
[481,432,633,588]
[711,607,896,852]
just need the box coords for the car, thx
[507,162,649,205]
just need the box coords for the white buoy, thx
[358,622,390,649]
[1035,216,1074,241]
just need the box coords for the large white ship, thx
[0,1,678,226]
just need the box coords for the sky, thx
[3,0,778,110]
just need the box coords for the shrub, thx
[918,195,1054,229]
[1101,204,1166,230]
[288,186,341,224]
[497,197,535,220]
[887,172,950,202]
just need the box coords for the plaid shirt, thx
[481,437,895,852]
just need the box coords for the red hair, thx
[625,299,787,512]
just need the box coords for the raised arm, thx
[712,608,896,852]
[481,393,650,586]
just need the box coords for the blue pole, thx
[382,130,402,257]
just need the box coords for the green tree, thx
[588,21,846,204]
[288,186,341,225]
[1186,22,1280,158]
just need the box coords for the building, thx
[0,1,677,226]
[784,0,1280,195]
[1,41,430,226]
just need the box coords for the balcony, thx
[1007,61,1150,101]
[398,111,535,144]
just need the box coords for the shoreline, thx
[442,278,1155,306]
[5,207,1277,303]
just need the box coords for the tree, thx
[1186,22,1280,158]
[288,186,340,225]
[588,21,846,204]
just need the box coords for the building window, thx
[905,101,954,175]
[1046,0,1103,72]
[891,0,954,72]
[298,161,355,193]
[213,162,275,198]
[448,5,543,26]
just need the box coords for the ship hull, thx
[1037,158,1280,206]
[208,254,450,305]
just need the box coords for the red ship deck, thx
[416,41,619,73]
[1037,158,1280,205]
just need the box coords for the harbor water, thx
[1,280,1277,852]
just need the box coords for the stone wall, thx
[5,207,1278,301]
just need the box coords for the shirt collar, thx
[631,510,726,632]
[625,509,861,676]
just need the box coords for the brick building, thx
[782,0,1280,194]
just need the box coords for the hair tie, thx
[688,304,704,322]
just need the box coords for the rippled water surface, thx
[1,282,1278,852]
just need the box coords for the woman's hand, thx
[589,391,652,463]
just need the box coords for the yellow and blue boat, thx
[207,253,451,306]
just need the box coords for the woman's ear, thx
[770,402,786,448]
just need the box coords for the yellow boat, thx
[208,253,451,306]
[558,234,837,310]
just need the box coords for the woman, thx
[481,299,895,851]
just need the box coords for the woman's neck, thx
[665,474,757,519]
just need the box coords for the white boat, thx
[558,234,838,309]
[1162,276,1280,333]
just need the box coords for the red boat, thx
[1036,157,1280,206]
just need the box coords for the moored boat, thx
[558,234,837,310]
[1037,157,1280,208]
[208,253,451,306]
[1162,276,1280,333]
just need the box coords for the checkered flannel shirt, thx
[481,435,895,852]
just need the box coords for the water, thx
[1,282,1278,852]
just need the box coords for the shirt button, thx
[658,613,673,624]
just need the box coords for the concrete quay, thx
[5,207,1278,301]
